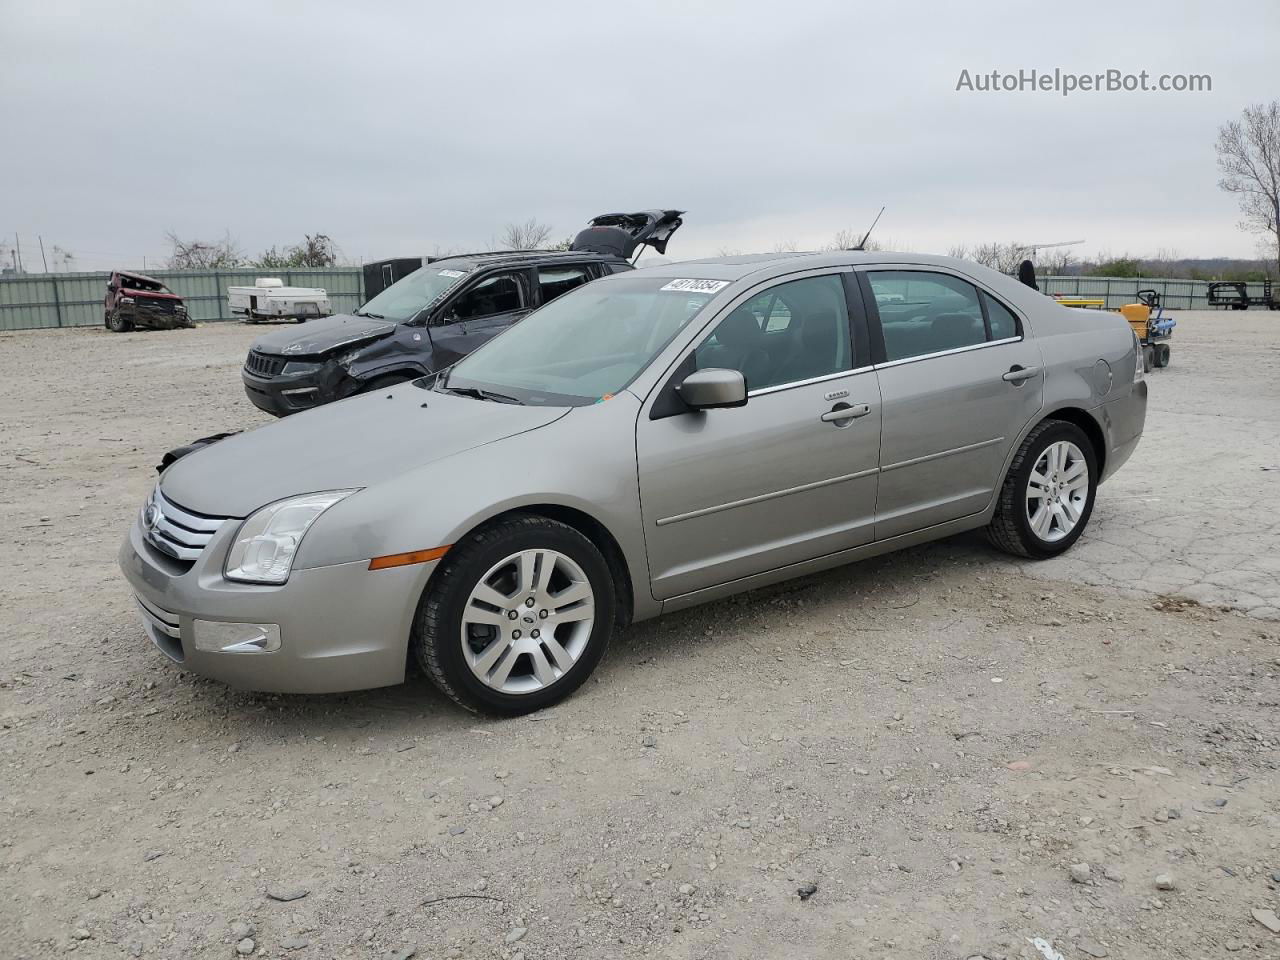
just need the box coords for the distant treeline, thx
[1052,257,1276,281]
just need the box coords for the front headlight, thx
[224,489,358,584]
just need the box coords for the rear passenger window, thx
[538,265,590,304]
[982,292,1020,340]
[868,271,985,362]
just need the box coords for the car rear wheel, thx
[412,514,615,715]
[106,309,133,333]
[986,420,1097,559]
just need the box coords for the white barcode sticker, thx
[438,269,466,278]
[659,278,729,294]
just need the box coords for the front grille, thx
[143,489,230,562]
[245,350,287,377]
[137,297,177,314]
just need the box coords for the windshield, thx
[356,265,469,322]
[444,275,720,406]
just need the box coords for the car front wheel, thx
[413,514,615,715]
[986,420,1097,559]
[106,309,133,333]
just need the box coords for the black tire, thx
[986,419,1098,560]
[1153,343,1170,368]
[412,514,615,715]
[106,309,133,333]
[1142,345,1154,373]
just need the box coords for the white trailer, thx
[227,278,332,323]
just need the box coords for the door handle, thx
[1002,365,1040,383]
[820,403,871,423]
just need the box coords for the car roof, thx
[432,249,619,271]
[633,250,992,280]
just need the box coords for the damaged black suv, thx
[241,210,684,416]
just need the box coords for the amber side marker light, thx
[368,545,452,570]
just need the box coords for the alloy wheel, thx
[1025,440,1089,543]
[460,549,595,694]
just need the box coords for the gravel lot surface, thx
[2,312,1278,960]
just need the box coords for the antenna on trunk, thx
[852,207,885,251]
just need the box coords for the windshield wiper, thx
[354,310,387,319]
[438,384,522,404]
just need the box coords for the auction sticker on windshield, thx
[438,269,467,279]
[660,279,730,294]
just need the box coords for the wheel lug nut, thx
[531,629,540,639]
[525,598,535,607]
[512,629,521,639]
[538,609,548,619]
[507,610,518,620]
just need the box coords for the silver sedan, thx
[119,251,1147,713]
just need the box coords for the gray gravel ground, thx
[1,312,1278,960]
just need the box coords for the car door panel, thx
[858,268,1044,540]
[637,371,881,599]
[635,270,881,601]
[873,341,1043,538]
[427,269,532,367]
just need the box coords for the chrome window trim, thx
[747,365,875,398]
[874,336,1023,370]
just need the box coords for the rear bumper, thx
[118,518,433,693]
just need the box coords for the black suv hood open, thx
[250,313,397,358]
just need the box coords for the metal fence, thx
[0,267,1273,333]
[1036,275,1273,310]
[0,267,365,332]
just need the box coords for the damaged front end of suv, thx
[104,271,192,332]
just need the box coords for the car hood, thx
[160,385,570,517]
[250,313,397,358]
[123,288,183,302]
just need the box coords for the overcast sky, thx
[2,0,1277,271]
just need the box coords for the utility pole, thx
[38,235,49,273]
[14,233,24,273]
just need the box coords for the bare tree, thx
[1039,247,1076,275]
[825,228,860,251]
[953,240,1027,273]
[255,233,339,268]
[498,218,553,250]
[1216,101,1280,274]
[165,230,244,269]
[50,244,77,272]
[772,239,799,253]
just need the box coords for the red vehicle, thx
[104,271,192,332]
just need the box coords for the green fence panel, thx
[0,267,366,331]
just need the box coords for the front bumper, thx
[118,517,436,693]
[242,366,332,417]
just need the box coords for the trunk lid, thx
[570,209,684,259]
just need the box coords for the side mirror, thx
[107,281,118,292]
[676,368,747,410]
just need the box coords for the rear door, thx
[859,268,1043,540]
[428,269,533,366]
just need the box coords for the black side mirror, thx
[677,368,747,410]
[107,281,118,292]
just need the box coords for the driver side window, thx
[693,274,851,392]
[443,272,525,323]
